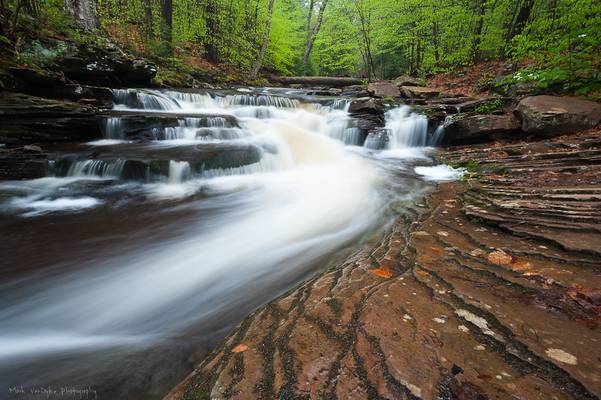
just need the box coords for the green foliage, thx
[474,98,504,114]
[4,0,599,89]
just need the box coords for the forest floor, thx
[166,128,601,400]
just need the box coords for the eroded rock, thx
[442,113,521,145]
[367,81,401,98]
[400,86,441,99]
[515,95,601,136]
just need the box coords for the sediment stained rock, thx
[166,130,601,400]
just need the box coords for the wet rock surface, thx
[515,96,601,136]
[0,92,103,146]
[167,130,601,400]
[0,150,48,180]
[442,114,521,145]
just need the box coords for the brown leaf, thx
[232,344,249,353]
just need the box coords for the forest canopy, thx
[1,0,600,92]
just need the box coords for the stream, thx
[0,88,460,399]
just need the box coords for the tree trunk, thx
[505,0,534,45]
[64,0,99,31]
[143,0,153,39]
[160,0,172,53]
[356,0,375,80]
[432,21,440,63]
[250,0,276,79]
[509,0,534,39]
[302,0,328,69]
[471,0,485,63]
[204,0,218,63]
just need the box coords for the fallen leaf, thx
[488,250,512,265]
[232,344,249,353]
[545,348,577,365]
[416,270,430,277]
[370,268,393,279]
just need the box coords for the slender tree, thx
[160,0,172,53]
[250,0,276,79]
[302,0,328,69]
[143,0,153,39]
[204,0,218,63]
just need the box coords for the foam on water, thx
[414,165,465,181]
[11,196,102,217]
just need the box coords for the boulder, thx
[348,97,384,115]
[393,75,424,87]
[515,96,601,135]
[348,97,385,133]
[442,113,521,145]
[367,81,401,98]
[342,85,369,97]
[400,86,440,99]
[18,38,157,87]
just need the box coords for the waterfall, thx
[384,106,428,148]
[168,161,191,183]
[430,125,445,146]
[220,94,299,108]
[102,117,124,140]
[0,86,450,398]
[112,89,182,110]
[67,159,126,178]
[330,99,351,111]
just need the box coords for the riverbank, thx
[167,128,601,400]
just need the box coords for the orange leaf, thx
[416,270,430,277]
[232,344,249,353]
[370,268,393,279]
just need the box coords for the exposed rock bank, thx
[166,129,601,400]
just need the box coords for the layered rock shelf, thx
[167,130,601,400]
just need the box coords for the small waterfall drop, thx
[102,117,124,140]
[384,106,428,148]
[168,161,191,183]
[67,159,126,178]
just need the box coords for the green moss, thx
[382,95,396,104]
[451,159,480,173]
[474,98,504,114]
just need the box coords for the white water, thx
[415,165,465,181]
[385,106,429,148]
[0,90,464,398]
[0,89,384,363]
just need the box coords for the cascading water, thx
[384,106,429,148]
[67,159,127,178]
[168,161,191,184]
[102,117,124,140]
[0,87,453,399]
